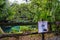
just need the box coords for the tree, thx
[0,0,6,20]
[17,0,54,22]
[0,0,17,21]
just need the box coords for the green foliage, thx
[9,26,38,33]
[0,0,5,7]
[20,26,32,33]
[0,0,60,33]
[20,26,38,33]
[0,0,5,20]
[6,4,17,20]
[0,0,60,21]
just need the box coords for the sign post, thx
[38,21,48,40]
[42,33,44,40]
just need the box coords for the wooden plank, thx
[0,31,54,38]
[0,22,38,26]
[0,22,57,26]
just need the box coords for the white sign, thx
[38,21,48,33]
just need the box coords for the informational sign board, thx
[38,21,48,33]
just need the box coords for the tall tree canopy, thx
[0,0,60,22]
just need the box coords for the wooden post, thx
[0,27,5,34]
